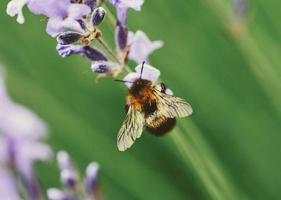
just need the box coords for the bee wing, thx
[153,89,193,118]
[117,106,145,151]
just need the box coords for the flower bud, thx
[115,23,128,50]
[91,7,106,26]
[60,169,79,189]
[82,46,108,61]
[91,61,120,74]
[85,162,99,196]
[57,32,83,45]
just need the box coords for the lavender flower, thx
[6,0,31,24]
[109,0,144,25]
[128,30,164,64]
[49,151,101,200]
[0,67,52,200]
[28,0,91,37]
[110,0,144,51]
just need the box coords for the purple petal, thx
[128,30,163,63]
[123,63,160,88]
[0,168,20,200]
[67,4,91,19]
[16,141,52,176]
[28,0,69,18]
[135,63,160,83]
[46,17,65,37]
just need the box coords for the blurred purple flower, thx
[28,0,91,37]
[6,0,31,24]
[128,30,163,64]
[0,67,52,199]
[85,162,99,196]
[49,151,101,200]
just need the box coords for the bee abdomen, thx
[146,117,176,137]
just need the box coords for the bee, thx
[117,63,193,151]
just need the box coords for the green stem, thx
[97,37,119,63]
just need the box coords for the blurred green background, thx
[1,0,281,199]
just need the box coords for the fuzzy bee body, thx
[126,79,176,136]
[117,77,193,151]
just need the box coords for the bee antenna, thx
[140,61,145,79]
[114,79,133,83]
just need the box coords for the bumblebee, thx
[117,64,193,151]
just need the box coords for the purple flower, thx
[128,30,163,64]
[6,0,31,24]
[0,67,52,200]
[28,0,91,37]
[123,63,160,88]
[108,0,144,25]
[50,151,101,199]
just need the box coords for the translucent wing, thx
[153,88,193,118]
[117,106,145,151]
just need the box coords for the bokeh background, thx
[1,0,281,199]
